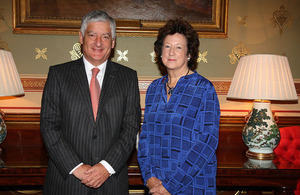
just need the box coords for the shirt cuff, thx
[100,160,116,176]
[69,162,83,174]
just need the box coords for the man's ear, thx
[79,31,83,44]
[112,38,116,49]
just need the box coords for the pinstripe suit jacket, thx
[40,58,141,195]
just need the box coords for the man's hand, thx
[81,163,110,188]
[72,164,92,181]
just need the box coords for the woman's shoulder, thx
[191,72,214,88]
[149,76,166,87]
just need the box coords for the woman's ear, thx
[187,53,191,60]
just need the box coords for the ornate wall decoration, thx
[35,48,47,59]
[19,77,300,96]
[69,43,82,60]
[197,51,208,63]
[237,16,248,27]
[271,5,292,36]
[150,51,156,63]
[229,42,250,64]
[0,38,10,51]
[116,50,128,62]
[21,78,46,91]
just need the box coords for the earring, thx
[187,57,190,61]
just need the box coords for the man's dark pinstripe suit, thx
[40,58,141,194]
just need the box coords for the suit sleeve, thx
[103,70,141,173]
[162,83,220,194]
[40,66,82,179]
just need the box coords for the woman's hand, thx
[147,177,162,189]
[149,184,171,195]
[147,177,170,195]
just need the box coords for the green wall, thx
[1,0,299,78]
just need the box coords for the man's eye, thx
[102,35,110,40]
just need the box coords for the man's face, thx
[79,21,115,66]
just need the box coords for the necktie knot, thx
[92,68,100,77]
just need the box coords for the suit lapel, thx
[71,58,95,122]
[97,61,118,119]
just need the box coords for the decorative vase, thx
[0,113,7,154]
[242,100,280,160]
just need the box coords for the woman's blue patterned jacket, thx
[138,72,220,195]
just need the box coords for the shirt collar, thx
[83,56,107,77]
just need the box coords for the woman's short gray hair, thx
[80,10,116,40]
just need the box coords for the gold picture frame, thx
[13,0,228,38]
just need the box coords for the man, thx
[40,10,141,194]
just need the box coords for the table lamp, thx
[0,50,24,154]
[227,54,298,160]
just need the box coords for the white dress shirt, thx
[69,56,116,176]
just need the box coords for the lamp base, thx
[243,158,276,169]
[0,158,4,168]
[0,110,7,152]
[246,150,274,160]
[242,100,280,160]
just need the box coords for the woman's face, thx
[161,33,190,71]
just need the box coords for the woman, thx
[137,19,220,195]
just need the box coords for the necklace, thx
[166,82,175,95]
[166,69,190,95]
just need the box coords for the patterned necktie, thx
[90,68,100,121]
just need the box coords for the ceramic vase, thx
[242,100,280,159]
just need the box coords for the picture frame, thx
[13,0,228,38]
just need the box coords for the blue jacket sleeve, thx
[137,84,154,185]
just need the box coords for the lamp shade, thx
[0,50,24,97]
[227,54,298,101]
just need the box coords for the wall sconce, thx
[0,50,24,154]
[227,54,298,160]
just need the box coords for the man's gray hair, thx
[80,10,116,40]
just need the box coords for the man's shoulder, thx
[50,58,83,70]
[109,61,136,73]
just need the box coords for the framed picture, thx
[13,0,228,38]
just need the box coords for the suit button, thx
[93,135,97,139]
